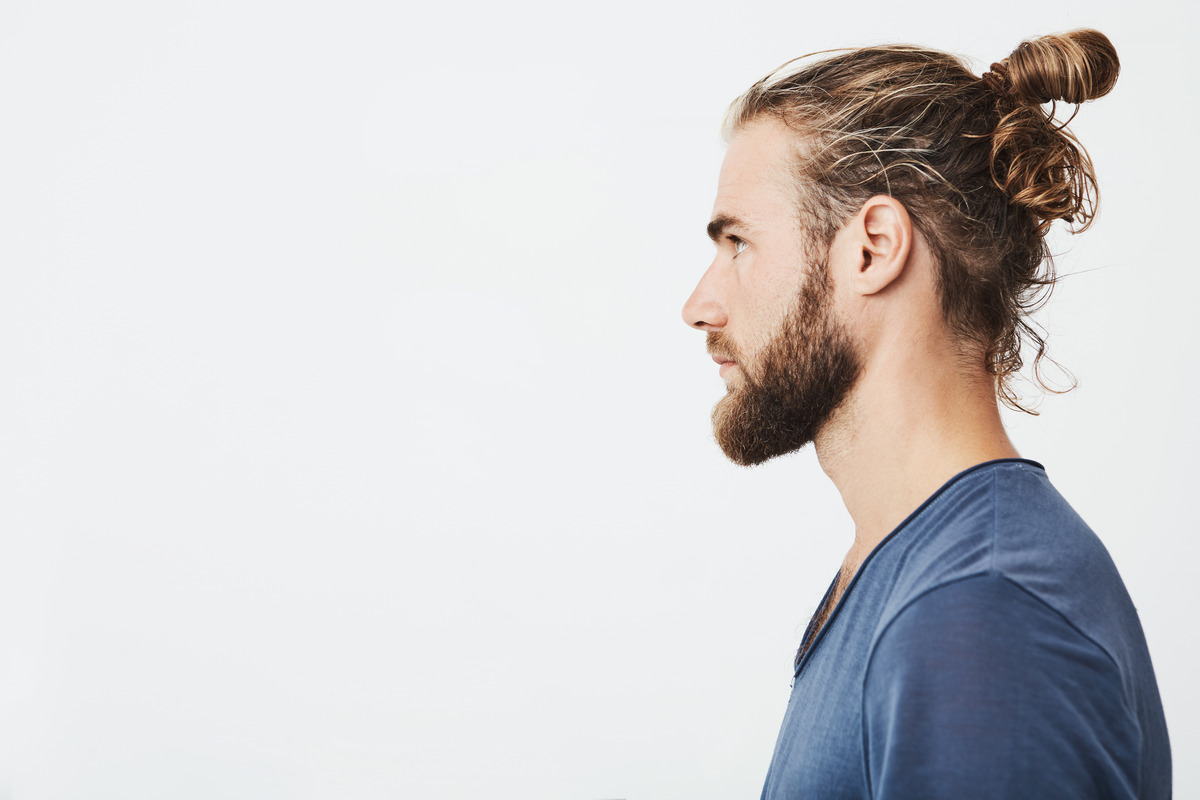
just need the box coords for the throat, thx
[795,565,854,668]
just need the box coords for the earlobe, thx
[852,196,912,296]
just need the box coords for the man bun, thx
[987,29,1119,233]
[1000,29,1120,106]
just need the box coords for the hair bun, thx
[1003,29,1119,106]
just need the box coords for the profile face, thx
[682,118,861,465]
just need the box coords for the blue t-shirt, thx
[760,459,1171,799]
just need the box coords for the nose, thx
[682,259,728,331]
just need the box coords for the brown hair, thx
[724,30,1120,412]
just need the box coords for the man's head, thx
[684,30,1119,465]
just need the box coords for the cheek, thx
[748,279,799,341]
[731,251,804,351]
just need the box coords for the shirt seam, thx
[989,468,998,573]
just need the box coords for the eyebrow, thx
[707,213,751,243]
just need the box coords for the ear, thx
[846,195,912,296]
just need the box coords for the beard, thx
[709,259,862,467]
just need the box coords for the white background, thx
[2,1,1196,798]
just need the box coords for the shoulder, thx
[903,460,1101,570]
[876,461,1132,644]
[862,573,1141,799]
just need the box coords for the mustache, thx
[706,330,745,364]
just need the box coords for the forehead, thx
[713,117,801,227]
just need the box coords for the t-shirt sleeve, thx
[862,573,1141,799]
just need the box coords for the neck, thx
[814,345,1019,576]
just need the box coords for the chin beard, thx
[709,263,861,467]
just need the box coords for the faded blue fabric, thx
[760,459,1171,799]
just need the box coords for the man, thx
[682,30,1171,798]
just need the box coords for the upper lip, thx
[711,354,735,365]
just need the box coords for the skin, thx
[682,117,1019,603]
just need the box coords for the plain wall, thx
[2,0,1196,797]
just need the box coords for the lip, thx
[711,354,737,378]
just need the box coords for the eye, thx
[730,236,748,256]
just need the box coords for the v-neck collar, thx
[791,458,1045,678]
